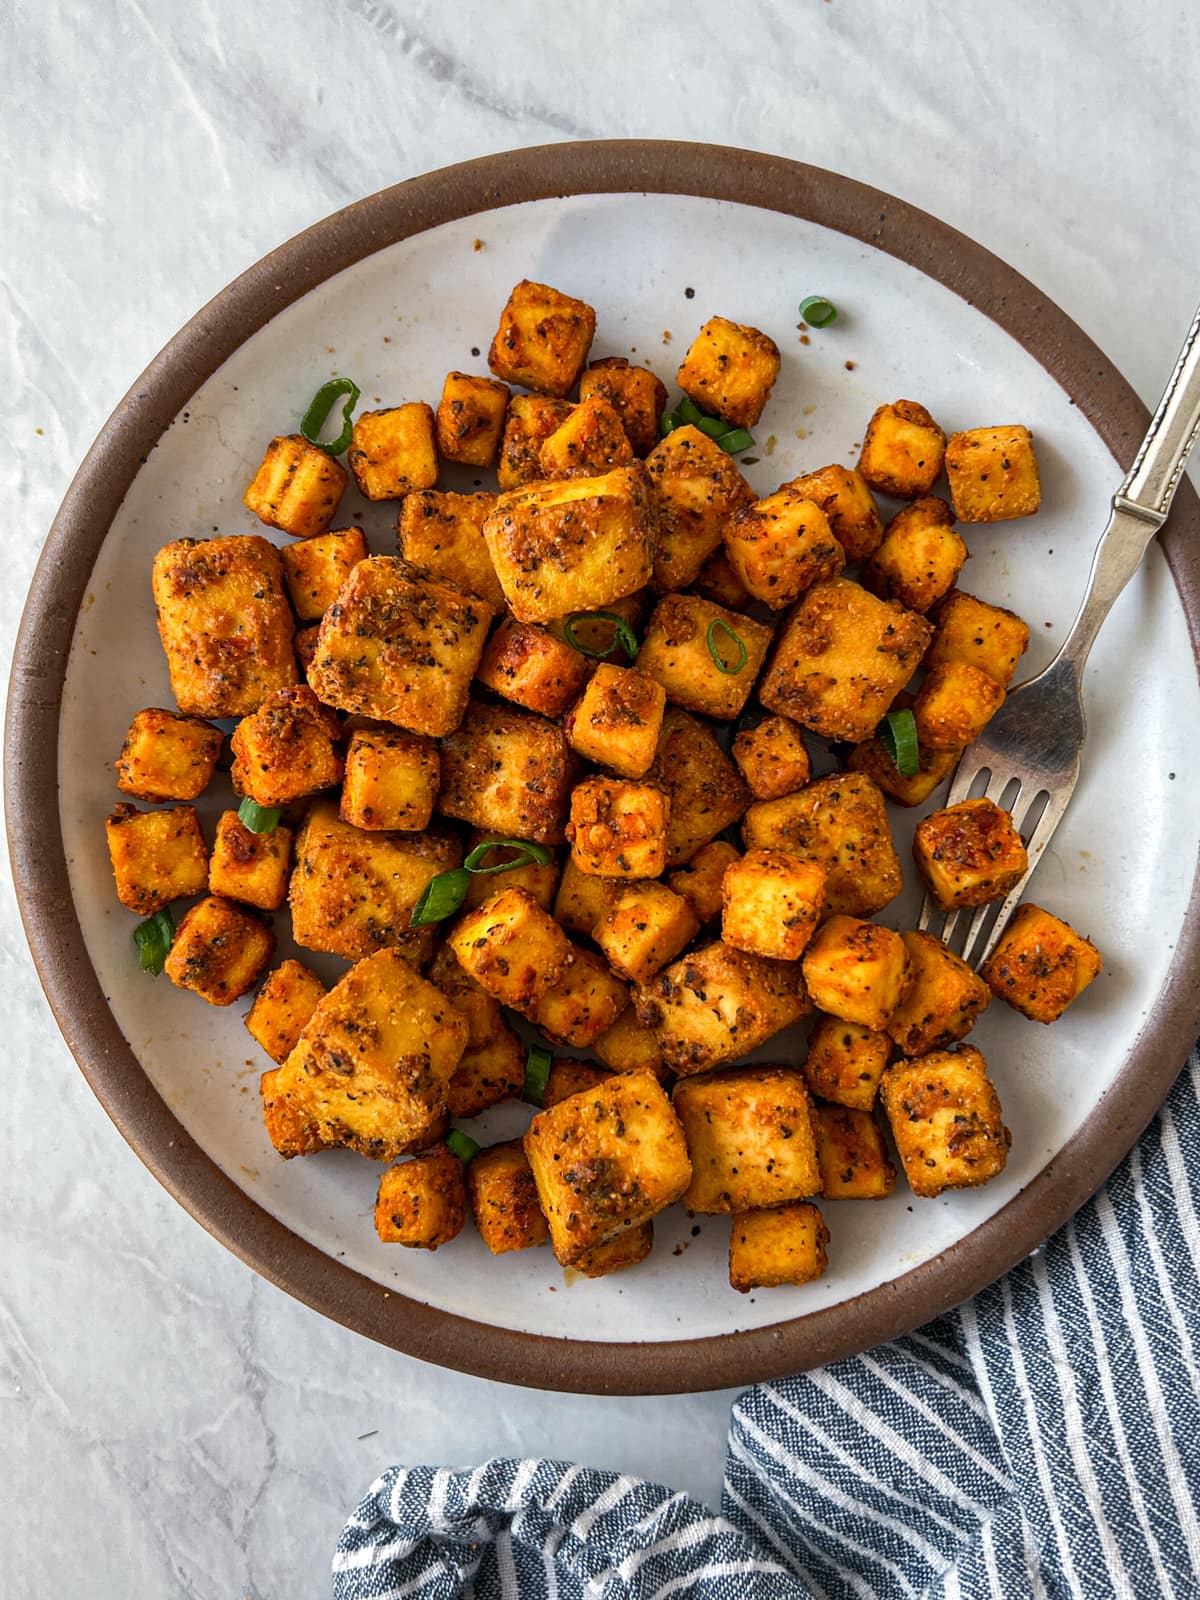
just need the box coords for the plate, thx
[8,143,1200,1394]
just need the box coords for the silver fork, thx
[919,302,1200,967]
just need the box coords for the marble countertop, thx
[5,2,1199,1593]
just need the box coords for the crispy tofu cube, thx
[758,578,932,742]
[374,1147,466,1249]
[164,895,274,1005]
[105,802,208,915]
[732,715,811,801]
[230,686,343,806]
[913,660,1006,752]
[742,772,902,918]
[594,880,700,985]
[461,833,558,913]
[913,798,1028,911]
[846,690,958,807]
[545,591,648,662]
[573,1223,654,1278]
[863,497,966,614]
[538,395,634,478]
[815,1104,896,1200]
[858,400,946,500]
[475,616,590,719]
[467,1141,549,1254]
[786,465,884,562]
[645,425,756,592]
[488,279,596,397]
[208,811,292,910]
[667,840,742,924]
[396,490,504,609]
[721,849,825,962]
[564,664,666,779]
[552,854,623,935]
[592,1007,667,1079]
[446,1030,525,1118]
[340,729,439,833]
[437,700,573,844]
[115,709,223,803]
[926,590,1030,688]
[945,425,1041,523]
[260,1066,328,1158]
[637,594,771,721]
[647,710,750,868]
[887,931,990,1056]
[152,536,296,718]
[542,1057,613,1111]
[729,1201,829,1293]
[567,778,669,878]
[579,357,667,456]
[694,546,752,610]
[801,915,913,1031]
[981,903,1102,1023]
[435,371,510,467]
[280,527,368,622]
[723,487,845,610]
[246,959,327,1064]
[427,942,502,1048]
[802,1014,892,1111]
[635,940,809,1075]
[676,316,781,427]
[348,403,437,500]
[533,946,629,1047]
[880,1046,1010,1197]
[307,557,493,737]
[673,1066,821,1213]
[243,434,347,539]
[448,885,575,1012]
[483,467,656,625]
[523,1070,692,1264]
[496,395,574,490]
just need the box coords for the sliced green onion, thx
[717,427,755,455]
[659,413,679,437]
[562,611,639,662]
[799,295,838,328]
[446,1129,480,1163]
[706,617,747,675]
[878,708,920,777]
[523,1042,553,1107]
[464,839,553,875]
[300,377,361,456]
[132,907,175,976]
[238,797,281,834]
[676,397,705,426]
[692,415,729,440]
[409,867,472,927]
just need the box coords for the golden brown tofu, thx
[635,940,809,1075]
[243,434,347,539]
[721,849,826,962]
[801,915,913,1031]
[647,710,750,868]
[164,895,275,1005]
[467,1141,549,1254]
[858,400,946,500]
[802,1014,892,1111]
[694,546,752,610]
[340,728,439,833]
[926,590,1030,688]
[579,357,667,457]
[846,690,959,808]
[308,557,493,737]
[673,1066,821,1213]
[645,425,756,592]
[488,278,596,397]
[742,772,902,918]
[880,1046,1010,1198]
[246,960,327,1064]
[732,716,811,802]
[553,854,623,936]
[435,371,510,467]
[396,490,504,609]
[105,802,209,915]
[913,798,1028,911]
[815,1103,896,1200]
[863,498,966,614]
[461,833,559,913]
[115,709,223,803]
[534,946,629,1047]
[280,527,368,622]
[348,403,438,500]
[475,616,591,719]
[563,664,666,779]
[448,885,575,1012]
[981,903,1103,1023]
[230,686,343,806]
[786,465,884,562]
[152,536,297,718]
[260,1066,328,1158]
[545,590,648,663]
[542,1057,613,1111]
[446,1029,525,1117]
[294,624,321,673]
[427,942,502,1048]
[912,661,1006,752]
[567,778,670,878]
[573,1222,654,1278]
[497,394,575,490]
[595,880,700,985]
[759,577,932,741]
[637,594,771,722]
[723,487,845,610]
[945,425,1041,523]
[592,1007,668,1079]
[676,316,781,427]
[667,840,742,925]
[374,1147,466,1249]
[538,395,634,478]
[208,811,292,911]
[729,1201,829,1293]
[523,1070,692,1264]
[437,700,573,845]
[887,931,990,1057]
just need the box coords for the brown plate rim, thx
[7,140,1200,1395]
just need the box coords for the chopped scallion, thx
[409,867,472,926]
[562,611,639,662]
[523,1042,553,1107]
[718,427,755,454]
[877,708,920,777]
[799,295,837,328]
[463,839,553,875]
[132,907,175,976]
[446,1129,480,1164]
[300,376,361,456]
[705,617,747,676]
[238,797,281,834]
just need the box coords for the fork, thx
[919,302,1200,967]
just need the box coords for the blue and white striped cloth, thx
[333,1050,1200,1599]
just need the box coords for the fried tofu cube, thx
[880,1045,1010,1198]
[723,487,845,610]
[694,546,752,610]
[981,903,1102,1023]
[307,557,493,738]
[152,536,296,718]
[164,895,275,1005]
[340,729,439,833]
[846,690,959,807]
[579,357,667,456]
[721,850,825,962]
[676,316,781,427]
[802,915,913,1031]
[105,802,208,915]
[260,1066,328,1158]
[446,1030,525,1118]
[815,1104,896,1200]
[732,715,811,801]
[858,400,946,500]
[523,1070,692,1264]
[564,664,666,779]
[945,425,1041,523]
[645,425,756,592]
[926,590,1030,688]
[786,465,884,562]
[542,1057,613,1111]
[396,490,504,609]
[913,798,1028,911]
[647,710,750,868]
[243,434,347,539]
[594,880,700,985]
[567,778,669,878]
[280,527,368,622]
[912,661,1006,752]
[347,403,437,500]
[887,931,991,1057]
[863,497,966,614]
[427,942,502,1048]
[115,709,223,803]
[483,467,656,625]
[635,940,809,1075]
[230,686,343,806]
[573,1223,654,1278]
[374,1147,466,1249]
[553,855,623,935]
[496,394,574,489]
[466,1141,549,1255]
[488,279,596,397]
[742,772,902,918]
[637,594,771,722]
[208,810,293,910]
[538,395,634,478]
[667,840,741,924]
[461,833,558,913]
[534,946,629,1047]
[246,959,327,1064]
[758,578,932,741]
[729,1201,829,1293]
[673,1066,821,1213]
[592,1007,667,1079]
[474,618,588,719]
[435,371,510,467]
[437,700,573,844]
[448,885,575,1012]
[802,1014,892,1111]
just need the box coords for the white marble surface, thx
[4,3,1200,1594]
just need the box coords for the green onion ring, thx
[877,708,920,777]
[523,1043,553,1107]
[463,839,553,875]
[300,377,361,456]
[562,611,639,662]
[238,797,281,834]
[446,1129,480,1164]
[132,907,175,976]
[799,295,838,328]
[409,867,472,927]
[706,617,748,676]
[715,426,755,455]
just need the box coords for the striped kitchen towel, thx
[333,1049,1200,1599]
